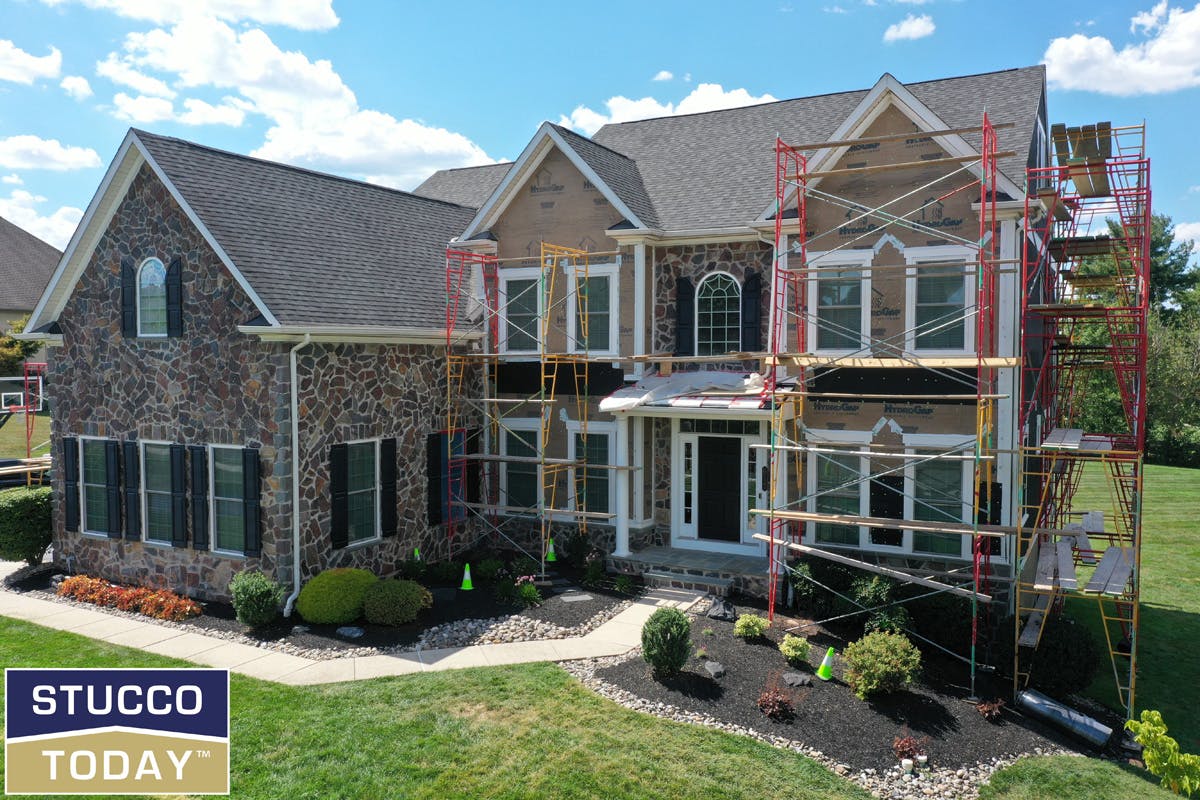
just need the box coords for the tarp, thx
[600,371,765,413]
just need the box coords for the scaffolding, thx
[1015,122,1149,719]
[444,243,618,572]
[759,115,1009,696]
[0,361,50,484]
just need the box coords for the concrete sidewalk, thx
[0,563,702,685]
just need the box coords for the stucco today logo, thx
[4,668,229,796]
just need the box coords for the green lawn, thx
[0,409,50,458]
[979,755,1175,800]
[0,616,870,800]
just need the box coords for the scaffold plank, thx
[1019,593,1051,647]
[1042,428,1084,450]
[750,509,1007,538]
[1033,539,1059,591]
[457,501,615,520]
[768,354,1020,369]
[1085,547,1134,596]
[1057,540,1078,590]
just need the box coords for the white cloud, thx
[0,188,82,248]
[559,83,779,136]
[652,70,673,81]
[60,74,93,99]
[176,96,248,126]
[0,135,102,171]
[97,53,175,97]
[112,92,174,122]
[0,40,62,84]
[883,13,935,41]
[1175,221,1200,244]
[891,0,932,4]
[38,0,338,30]
[1188,185,1200,193]
[1045,3,1200,94]
[824,5,849,12]
[2,174,22,185]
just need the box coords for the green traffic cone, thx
[460,563,474,591]
[816,646,835,681]
[413,547,421,561]
[546,538,557,563]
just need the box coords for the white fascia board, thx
[607,226,760,245]
[27,132,140,330]
[239,324,482,345]
[12,332,63,346]
[135,136,279,326]
[543,126,645,230]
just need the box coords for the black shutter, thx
[741,270,762,351]
[330,444,349,548]
[123,440,140,541]
[62,436,79,532]
[977,481,1003,556]
[190,446,209,550]
[426,433,443,526]
[380,438,398,538]
[120,258,136,337]
[105,440,121,537]
[242,448,261,557]
[674,276,695,356]
[166,257,183,337]
[169,444,187,547]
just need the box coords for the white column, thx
[614,414,631,557]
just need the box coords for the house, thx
[24,65,1048,605]
[0,215,61,359]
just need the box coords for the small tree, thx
[0,314,40,375]
[641,608,691,679]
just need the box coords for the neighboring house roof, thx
[424,66,1045,236]
[413,162,513,209]
[0,216,61,314]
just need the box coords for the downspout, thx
[283,333,312,617]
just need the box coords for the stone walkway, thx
[0,564,702,686]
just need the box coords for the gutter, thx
[283,333,312,617]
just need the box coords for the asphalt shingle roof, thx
[549,124,660,228]
[135,130,477,329]
[0,216,61,314]
[413,162,513,209]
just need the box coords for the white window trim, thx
[209,444,247,557]
[79,435,110,538]
[803,429,870,549]
[903,244,976,356]
[498,419,541,515]
[140,440,174,546]
[903,432,974,561]
[498,267,544,355]
[694,271,742,357]
[671,418,768,552]
[565,419,616,515]
[344,437,383,547]
[563,261,620,357]
[136,256,168,338]
[805,249,874,355]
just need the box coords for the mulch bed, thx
[596,598,1082,771]
[5,564,627,653]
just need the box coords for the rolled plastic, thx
[1016,689,1113,748]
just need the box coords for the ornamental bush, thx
[56,575,201,621]
[229,570,284,628]
[295,568,378,625]
[779,634,811,667]
[362,579,433,626]
[1126,710,1200,797]
[0,486,52,565]
[734,613,769,640]
[642,607,692,679]
[843,631,922,700]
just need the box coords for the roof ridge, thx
[548,122,637,161]
[431,161,515,175]
[594,65,1043,131]
[131,128,483,213]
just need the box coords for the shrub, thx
[1126,710,1200,797]
[787,561,816,608]
[56,575,200,621]
[734,613,769,640]
[229,571,284,628]
[613,574,636,595]
[865,606,912,635]
[0,486,52,565]
[295,568,378,625]
[843,631,922,700]
[139,590,202,621]
[892,727,930,760]
[396,557,426,581]
[494,577,517,606]
[363,579,433,626]
[426,561,462,586]
[511,555,540,577]
[976,698,1006,722]
[779,633,811,667]
[515,575,542,607]
[757,684,795,722]
[641,607,691,679]
[582,558,606,588]
[474,557,506,582]
[1026,615,1101,699]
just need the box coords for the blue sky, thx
[1,0,1197,253]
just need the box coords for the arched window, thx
[696,273,741,356]
[137,257,167,336]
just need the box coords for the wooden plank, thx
[750,509,1007,538]
[752,534,992,602]
[1036,188,1074,222]
[768,355,1020,369]
[1056,539,1078,591]
[1019,593,1051,647]
[458,501,615,520]
[1034,539,1059,591]
[784,122,1015,151]
[1085,547,1133,595]
[1051,123,1072,164]
[1097,122,1113,159]
[793,151,1017,181]
[1066,521,1098,565]
[1042,428,1084,450]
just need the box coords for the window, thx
[911,459,965,556]
[81,438,110,534]
[502,427,539,510]
[913,264,967,350]
[696,273,740,356]
[137,257,168,337]
[566,262,619,355]
[569,426,613,514]
[812,451,861,546]
[501,270,543,352]
[211,446,246,553]
[141,442,173,543]
[816,269,863,350]
[347,441,379,544]
[682,440,694,525]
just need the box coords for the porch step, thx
[643,570,734,597]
